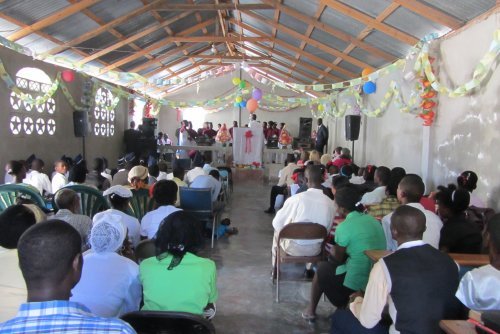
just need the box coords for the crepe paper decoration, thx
[245,130,253,153]
[215,123,231,143]
[278,125,292,145]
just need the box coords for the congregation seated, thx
[51,188,92,250]
[190,169,222,204]
[303,185,386,320]
[140,211,218,318]
[331,148,352,169]
[111,154,136,187]
[71,213,141,318]
[264,154,298,214]
[382,174,442,250]
[456,213,500,311]
[170,167,187,207]
[94,185,141,248]
[185,152,206,184]
[23,158,52,195]
[307,150,321,165]
[0,205,36,321]
[67,160,96,189]
[0,220,135,333]
[147,164,159,185]
[367,167,406,218]
[359,166,391,206]
[271,165,336,276]
[140,180,181,239]
[436,185,482,254]
[86,158,110,191]
[6,160,27,185]
[331,205,461,334]
[359,165,377,192]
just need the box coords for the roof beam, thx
[321,0,418,45]
[192,55,269,60]
[270,0,282,49]
[215,0,235,56]
[262,0,395,62]
[392,0,462,29]
[98,18,216,73]
[243,10,371,71]
[43,0,166,56]
[238,42,332,83]
[229,18,350,79]
[8,0,102,42]
[154,3,273,11]
[79,11,192,65]
[128,44,194,74]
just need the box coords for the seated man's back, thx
[0,220,135,333]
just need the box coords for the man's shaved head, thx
[391,205,426,241]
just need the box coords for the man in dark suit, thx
[315,118,328,154]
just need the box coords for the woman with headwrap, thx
[70,212,141,317]
[140,211,218,318]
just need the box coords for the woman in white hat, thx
[70,213,141,318]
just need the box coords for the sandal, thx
[301,312,316,322]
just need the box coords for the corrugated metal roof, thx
[282,0,318,18]
[0,0,69,26]
[318,6,366,37]
[276,31,301,49]
[384,6,449,40]
[363,31,409,59]
[419,0,495,22]
[348,47,390,68]
[278,12,309,36]
[133,29,169,49]
[42,13,100,43]
[76,31,119,53]
[99,45,136,64]
[337,0,392,18]
[0,17,20,37]
[87,0,143,23]
[113,12,158,37]
[309,29,350,52]
[240,12,273,36]
[16,35,60,54]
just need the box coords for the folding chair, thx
[53,185,109,218]
[217,170,230,203]
[121,311,216,334]
[129,188,154,221]
[0,184,47,213]
[179,187,222,248]
[273,223,328,302]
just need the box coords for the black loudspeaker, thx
[345,115,361,141]
[299,117,312,139]
[73,111,88,137]
[142,117,157,139]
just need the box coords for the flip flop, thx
[301,312,316,322]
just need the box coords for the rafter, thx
[79,11,192,65]
[229,17,356,79]
[99,18,216,73]
[270,0,282,49]
[215,0,235,56]
[43,0,166,56]
[321,0,418,45]
[192,55,269,60]
[392,0,462,29]
[129,44,196,74]
[243,11,371,71]
[154,3,273,11]
[161,65,219,95]
[8,0,102,42]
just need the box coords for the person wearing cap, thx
[111,153,136,187]
[127,165,149,190]
[71,214,141,318]
[94,186,141,248]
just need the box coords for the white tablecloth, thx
[233,127,263,165]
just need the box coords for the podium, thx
[232,126,263,165]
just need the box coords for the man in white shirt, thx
[331,205,459,334]
[264,154,298,214]
[24,159,52,195]
[271,165,335,268]
[94,185,141,248]
[382,174,442,250]
[249,113,262,129]
[190,170,222,203]
[141,180,181,239]
[51,160,68,194]
[185,153,206,184]
[360,166,390,206]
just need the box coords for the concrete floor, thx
[200,173,335,334]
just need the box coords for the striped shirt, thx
[0,301,136,333]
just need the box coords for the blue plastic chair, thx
[53,185,109,218]
[0,184,47,213]
[179,187,221,248]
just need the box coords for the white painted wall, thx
[0,46,127,175]
[329,11,499,208]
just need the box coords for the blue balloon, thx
[234,102,240,107]
[363,81,376,94]
[240,100,247,108]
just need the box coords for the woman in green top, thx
[140,211,218,318]
[303,184,386,321]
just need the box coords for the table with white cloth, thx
[232,127,263,165]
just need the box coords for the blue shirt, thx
[0,300,136,333]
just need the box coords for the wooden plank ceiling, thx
[0,0,496,97]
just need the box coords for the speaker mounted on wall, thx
[73,111,88,138]
[345,115,361,141]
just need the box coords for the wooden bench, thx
[364,250,489,267]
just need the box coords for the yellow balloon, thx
[235,96,243,103]
[318,104,324,111]
[232,77,241,85]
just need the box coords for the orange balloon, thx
[247,98,258,113]
[361,68,374,77]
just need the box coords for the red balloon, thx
[62,70,75,82]
[247,98,258,113]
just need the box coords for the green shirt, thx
[140,252,218,315]
[335,211,386,291]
